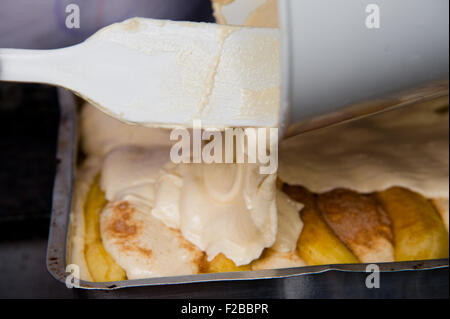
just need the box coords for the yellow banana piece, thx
[377,187,449,261]
[84,176,127,282]
[205,253,252,273]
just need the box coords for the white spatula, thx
[0,18,281,129]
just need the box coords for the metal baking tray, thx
[47,88,449,298]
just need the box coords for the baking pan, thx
[47,88,449,298]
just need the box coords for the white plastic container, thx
[279,0,449,136]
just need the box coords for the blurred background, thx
[0,0,214,49]
[0,0,213,298]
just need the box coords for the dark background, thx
[0,0,213,299]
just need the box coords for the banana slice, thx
[317,189,395,263]
[205,253,252,273]
[377,187,449,261]
[100,198,206,280]
[283,185,359,265]
[83,176,127,282]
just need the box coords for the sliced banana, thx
[377,187,449,261]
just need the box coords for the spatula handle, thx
[0,48,64,85]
